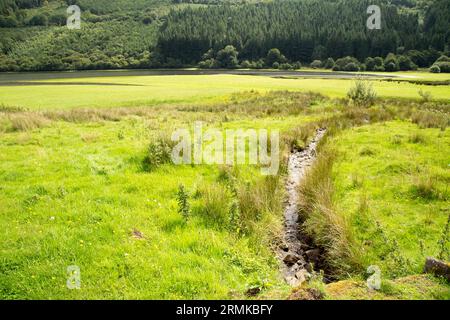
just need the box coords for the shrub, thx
[343,62,359,72]
[373,65,385,72]
[323,58,335,69]
[266,48,286,66]
[49,14,66,26]
[28,14,48,26]
[430,64,441,73]
[272,62,279,69]
[310,60,322,69]
[384,62,398,72]
[365,57,376,71]
[347,78,377,107]
[292,61,302,69]
[255,59,265,69]
[384,53,399,72]
[436,55,450,63]
[279,63,293,70]
[240,60,251,68]
[0,16,18,27]
[374,222,412,277]
[373,57,384,67]
[398,55,417,71]
[434,61,450,73]
[215,45,239,68]
[198,59,215,69]
[334,56,360,71]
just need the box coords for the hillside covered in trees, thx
[0,0,449,72]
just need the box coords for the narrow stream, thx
[279,128,327,287]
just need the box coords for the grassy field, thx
[0,70,449,300]
[332,122,449,275]
[301,120,450,300]
[0,71,449,110]
[1,91,328,299]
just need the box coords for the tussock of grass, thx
[196,182,231,226]
[142,133,175,171]
[359,147,376,156]
[408,132,427,144]
[237,175,283,235]
[0,104,28,113]
[411,110,449,130]
[391,134,403,145]
[7,112,50,132]
[297,146,363,275]
[282,122,318,151]
[409,175,447,201]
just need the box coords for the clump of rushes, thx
[418,89,432,103]
[198,182,231,226]
[411,109,448,131]
[297,146,363,276]
[347,78,377,107]
[177,184,190,222]
[143,134,175,171]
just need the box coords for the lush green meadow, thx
[0,70,449,300]
[0,71,449,110]
[0,88,326,299]
[333,122,449,275]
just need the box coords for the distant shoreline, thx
[0,69,396,82]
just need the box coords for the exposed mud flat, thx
[279,128,327,287]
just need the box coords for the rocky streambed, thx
[279,128,327,287]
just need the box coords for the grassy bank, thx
[293,100,449,299]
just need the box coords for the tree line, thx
[0,0,449,72]
[157,0,448,64]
